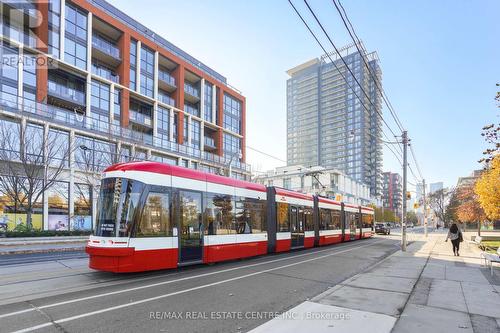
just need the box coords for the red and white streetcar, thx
[86,161,374,273]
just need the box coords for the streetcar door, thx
[291,206,304,248]
[349,213,357,240]
[178,190,203,263]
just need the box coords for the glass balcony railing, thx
[204,137,216,148]
[129,110,152,127]
[1,23,37,48]
[158,93,175,106]
[184,83,200,98]
[92,34,121,59]
[184,104,199,117]
[158,70,176,87]
[0,92,251,172]
[47,80,86,105]
[91,64,120,83]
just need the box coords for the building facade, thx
[429,182,443,194]
[382,172,402,218]
[286,42,382,197]
[0,0,248,232]
[253,165,377,206]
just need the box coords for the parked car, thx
[375,223,391,235]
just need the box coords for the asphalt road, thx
[0,237,399,333]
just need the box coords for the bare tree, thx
[73,142,140,206]
[0,118,74,229]
[428,188,455,228]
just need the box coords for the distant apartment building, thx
[382,172,402,218]
[0,0,247,232]
[286,42,382,197]
[253,165,377,206]
[429,182,443,194]
[457,170,484,188]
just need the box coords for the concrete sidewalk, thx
[249,235,500,333]
[0,236,88,254]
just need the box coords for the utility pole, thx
[402,131,408,251]
[423,178,428,238]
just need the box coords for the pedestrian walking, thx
[445,223,463,256]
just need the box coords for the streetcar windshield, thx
[95,177,146,237]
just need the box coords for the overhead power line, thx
[301,0,401,142]
[246,146,287,163]
[333,0,405,133]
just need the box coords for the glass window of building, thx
[172,113,178,143]
[283,178,291,190]
[113,88,121,126]
[119,145,131,162]
[140,45,154,97]
[223,93,241,134]
[48,0,61,57]
[129,39,137,90]
[157,106,169,139]
[64,3,87,70]
[74,135,116,171]
[48,128,69,167]
[90,80,110,132]
[47,181,69,231]
[223,133,241,159]
[183,115,188,143]
[92,60,119,83]
[191,119,200,150]
[204,82,213,122]
[0,42,19,102]
[0,177,43,231]
[73,183,92,230]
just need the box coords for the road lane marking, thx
[8,239,388,333]
[1,239,388,320]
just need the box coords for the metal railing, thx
[0,93,251,172]
[92,34,121,59]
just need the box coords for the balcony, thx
[158,93,175,107]
[92,34,121,67]
[1,23,37,48]
[158,70,176,92]
[91,62,119,83]
[184,82,200,103]
[129,110,152,127]
[47,80,86,107]
[0,92,251,173]
[184,104,199,117]
[204,136,216,151]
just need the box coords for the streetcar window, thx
[95,178,145,237]
[276,202,289,232]
[204,193,235,235]
[320,209,331,230]
[234,197,267,234]
[362,214,374,228]
[304,207,314,231]
[331,210,341,230]
[136,192,171,237]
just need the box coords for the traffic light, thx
[406,191,411,199]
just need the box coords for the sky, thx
[108,0,500,189]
